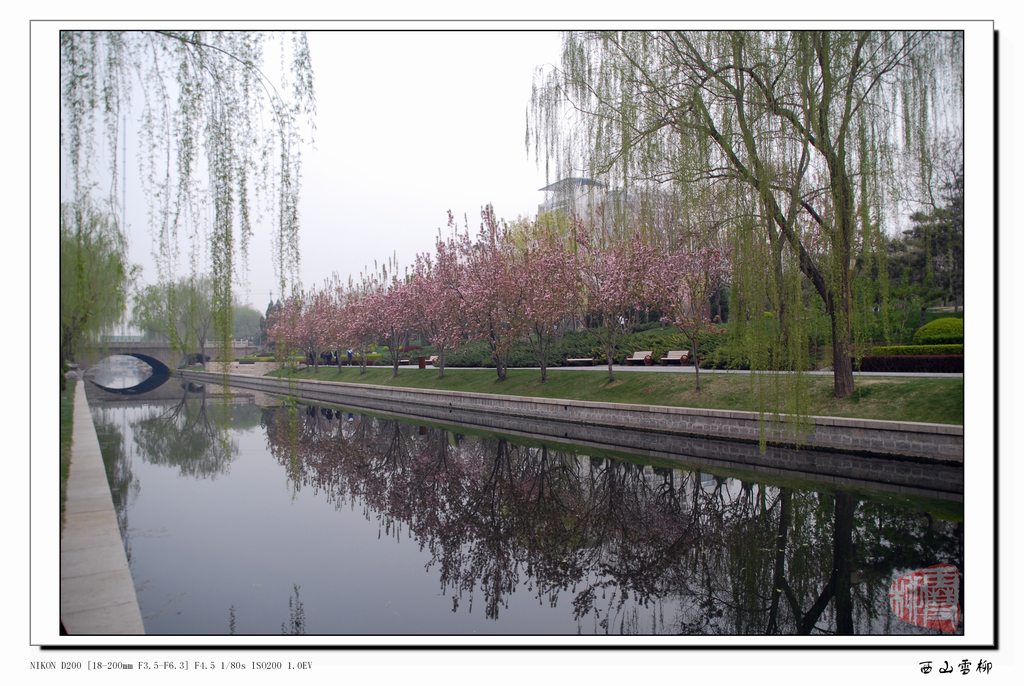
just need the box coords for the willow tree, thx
[60,31,316,359]
[529,30,962,398]
[60,199,136,386]
[131,276,214,365]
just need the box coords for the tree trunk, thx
[605,322,616,382]
[692,344,701,392]
[533,327,549,383]
[831,491,857,635]
[774,240,789,361]
[831,316,855,399]
[490,337,508,382]
[766,489,792,634]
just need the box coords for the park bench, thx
[660,350,691,365]
[565,357,594,366]
[625,350,653,365]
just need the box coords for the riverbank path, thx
[60,380,144,635]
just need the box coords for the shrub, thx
[912,317,964,345]
[857,355,963,373]
[694,329,744,368]
[555,329,604,363]
[870,344,964,356]
[701,351,750,370]
[444,340,492,368]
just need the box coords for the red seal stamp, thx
[889,563,961,633]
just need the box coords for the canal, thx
[83,366,963,636]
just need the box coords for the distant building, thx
[537,177,607,216]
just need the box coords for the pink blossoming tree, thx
[574,221,658,381]
[339,274,381,375]
[653,241,731,391]
[519,222,580,382]
[409,235,464,378]
[456,206,528,382]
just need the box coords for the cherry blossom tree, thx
[409,238,464,378]
[574,220,658,381]
[270,287,334,371]
[341,275,384,375]
[653,242,731,391]
[377,269,418,378]
[456,206,528,382]
[519,223,580,383]
[321,279,348,369]
[266,293,303,364]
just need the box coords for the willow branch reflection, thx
[262,404,963,635]
[129,383,243,478]
[91,407,141,562]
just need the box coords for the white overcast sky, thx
[111,31,566,310]
[282,31,563,306]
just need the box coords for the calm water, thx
[88,355,153,389]
[86,378,964,636]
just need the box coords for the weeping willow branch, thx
[61,30,317,365]
[529,29,962,401]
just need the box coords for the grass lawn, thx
[272,366,963,426]
[60,379,75,530]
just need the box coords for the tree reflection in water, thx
[91,383,263,572]
[262,403,963,635]
[91,407,140,562]
[125,383,260,479]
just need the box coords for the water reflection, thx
[90,385,962,636]
[88,355,151,388]
[93,383,259,480]
[260,403,963,635]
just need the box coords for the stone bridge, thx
[77,338,261,373]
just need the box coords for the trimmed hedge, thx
[870,344,964,356]
[912,317,964,345]
[857,355,963,373]
[437,326,693,368]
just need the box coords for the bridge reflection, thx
[86,353,171,395]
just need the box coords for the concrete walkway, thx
[399,363,963,379]
[207,359,962,380]
[60,380,144,635]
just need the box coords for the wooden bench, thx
[660,350,691,365]
[565,357,594,366]
[625,350,653,365]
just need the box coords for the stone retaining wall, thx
[60,381,145,635]
[181,371,963,497]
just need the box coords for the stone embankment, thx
[60,381,144,635]
[180,370,964,499]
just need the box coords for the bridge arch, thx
[88,353,172,395]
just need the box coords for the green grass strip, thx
[272,366,963,426]
[869,344,963,356]
[60,379,75,530]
